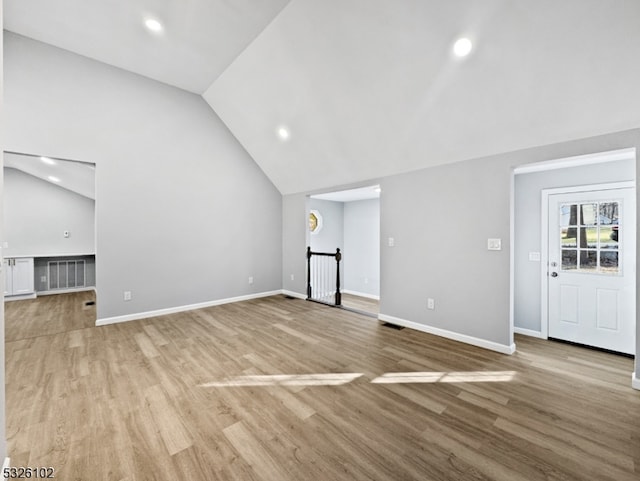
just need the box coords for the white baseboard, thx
[514,327,545,339]
[282,290,306,300]
[4,293,37,302]
[96,290,283,326]
[379,313,516,355]
[633,372,640,391]
[342,289,380,300]
[37,286,95,296]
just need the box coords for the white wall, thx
[309,198,343,253]
[514,159,635,333]
[0,1,7,464]
[380,154,512,348]
[343,199,379,297]
[4,168,95,256]
[3,32,282,321]
[282,193,307,296]
[283,129,640,362]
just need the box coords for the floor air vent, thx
[381,322,405,330]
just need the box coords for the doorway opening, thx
[513,148,636,359]
[308,185,380,316]
[3,151,97,341]
[544,184,635,355]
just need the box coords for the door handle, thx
[551,272,558,277]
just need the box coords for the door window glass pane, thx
[581,227,598,248]
[599,202,619,225]
[560,204,577,227]
[580,250,598,271]
[599,201,619,251]
[561,250,577,270]
[580,203,597,225]
[558,199,622,275]
[600,225,618,249]
[562,227,577,247]
[600,251,619,273]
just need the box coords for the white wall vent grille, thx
[48,260,86,290]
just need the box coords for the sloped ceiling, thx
[204,0,640,194]
[4,0,292,93]
[5,0,640,195]
[4,152,95,200]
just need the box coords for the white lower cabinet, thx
[4,257,35,297]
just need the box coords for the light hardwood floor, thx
[5,291,96,342]
[341,293,379,314]
[5,293,640,480]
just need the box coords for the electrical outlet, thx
[124,291,132,301]
[40,276,47,283]
[487,238,501,250]
[427,298,435,310]
[248,276,254,285]
[290,274,295,281]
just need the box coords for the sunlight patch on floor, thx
[370,371,517,384]
[199,373,363,387]
[200,370,518,388]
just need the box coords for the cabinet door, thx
[12,258,34,295]
[3,259,12,296]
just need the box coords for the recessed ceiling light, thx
[40,156,56,165]
[48,176,61,183]
[453,37,473,57]
[277,127,290,141]
[144,18,164,33]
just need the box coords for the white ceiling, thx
[311,185,380,203]
[5,0,640,195]
[4,0,291,93]
[205,0,640,194]
[4,152,95,200]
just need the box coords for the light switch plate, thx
[529,252,541,261]
[487,238,502,251]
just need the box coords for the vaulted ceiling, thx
[5,0,640,194]
[4,0,291,93]
[4,152,95,200]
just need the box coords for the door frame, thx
[540,180,635,340]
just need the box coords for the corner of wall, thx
[378,313,515,355]
[0,0,9,463]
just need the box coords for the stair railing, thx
[306,247,342,306]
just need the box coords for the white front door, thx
[548,187,636,354]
